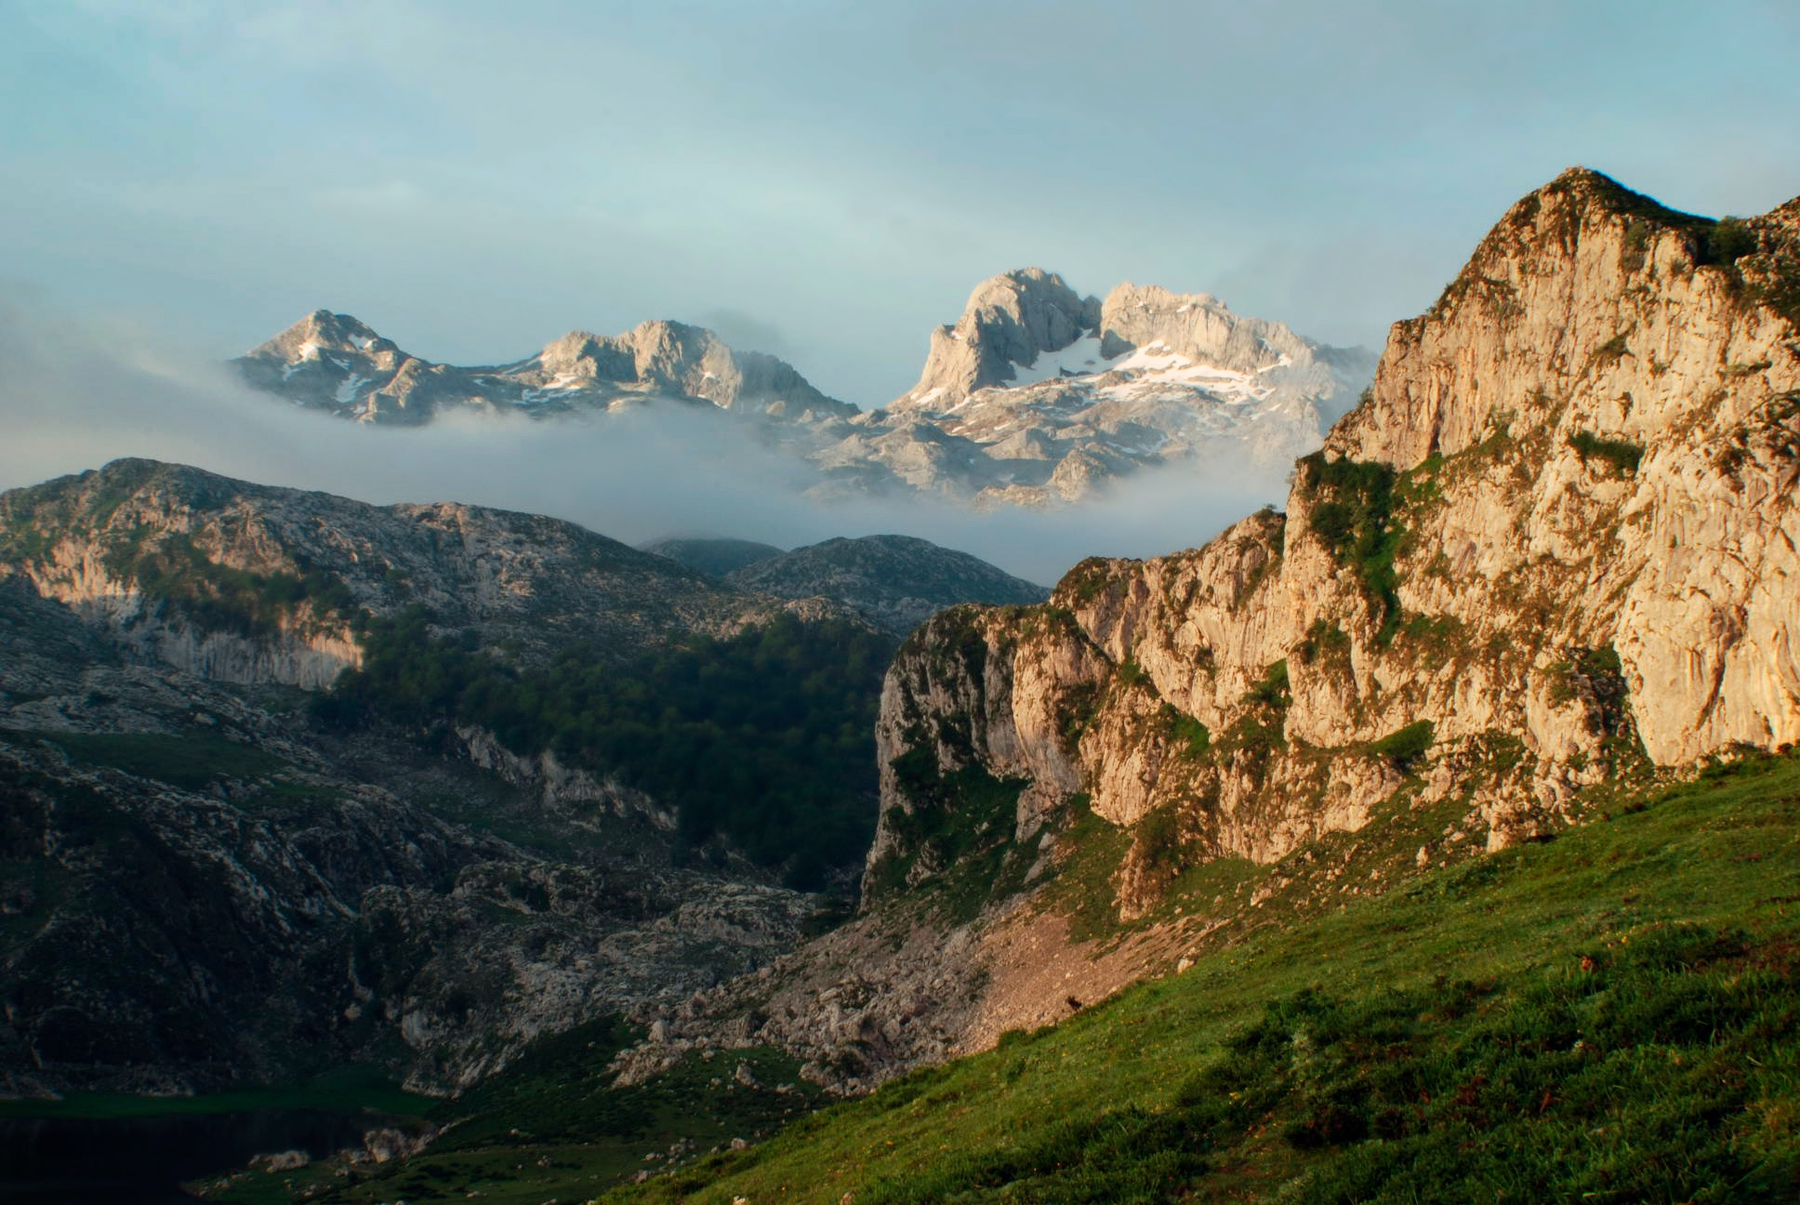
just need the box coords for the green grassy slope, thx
[603,754,1800,1204]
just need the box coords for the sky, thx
[0,1,1797,582]
[3,0,1797,404]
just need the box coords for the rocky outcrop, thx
[894,268,1103,409]
[722,535,1050,637]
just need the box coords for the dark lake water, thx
[1,1107,392,1203]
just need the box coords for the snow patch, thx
[1008,334,1106,387]
[334,374,370,405]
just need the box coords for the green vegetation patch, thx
[104,530,356,638]
[871,740,1029,919]
[1162,705,1210,758]
[33,729,286,791]
[1569,429,1645,474]
[325,607,894,889]
[601,752,1800,1205]
[1297,454,1404,644]
[1366,720,1434,771]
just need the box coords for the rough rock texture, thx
[894,268,1104,407]
[723,535,1050,637]
[237,311,854,426]
[872,168,1800,889]
[619,168,1800,1096]
[0,458,792,688]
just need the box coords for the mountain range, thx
[6,166,1800,1203]
[235,270,1374,505]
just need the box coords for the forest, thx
[321,608,895,890]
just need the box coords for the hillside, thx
[0,462,891,1096]
[614,752,1800,1205]
[722,535,1051,637]
[195,750,1800,1203]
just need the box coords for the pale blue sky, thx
[3,0,1797,405]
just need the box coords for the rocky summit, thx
[235,273,1369,506]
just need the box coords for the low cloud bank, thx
[0,300,1290,586]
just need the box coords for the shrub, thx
[1368,720,1435,771]
[1568,430,1644,474]
[1702,216,1758,265]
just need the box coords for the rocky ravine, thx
[617,168,1800,1093]
[237,273,1369,506]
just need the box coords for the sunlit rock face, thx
[874,166,1800,909]
[826,269,1374,505]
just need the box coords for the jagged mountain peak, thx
[896,267,1102,409]
[246,308,399,361]
[234,310,856,425]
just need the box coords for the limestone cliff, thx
[872,168,1800,916]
